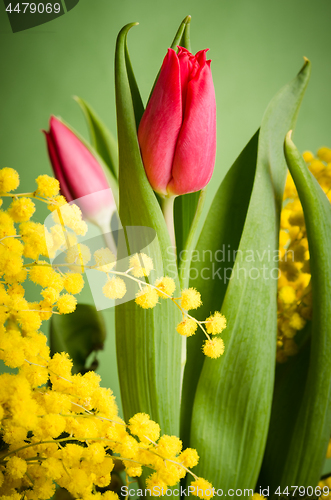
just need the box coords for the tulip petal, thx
[168,59,216,196]
[48,117,114,218]
[138,49,183,196]
[44,128,72,203]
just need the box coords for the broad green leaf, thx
[50,303,106,374]
[56,117,119,209]
[278,133,331,487]
[259,325,311,493]
[114,23,181,439]
[180,131,259,447]
[189,60,311,491]
[74,96,119,180]
[124,40,144,129]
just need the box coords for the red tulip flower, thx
[138,47,216,197]
[44,116,116,230]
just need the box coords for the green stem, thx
[161,196,176,251]
[178,188,207,289]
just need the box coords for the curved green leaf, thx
[189,60,311,490]
[74,96,119,180]
[50,303,106,374]
[259,326,311,493]
[279,133,331,486]
[114,23,181,437]
[124,39,144,129]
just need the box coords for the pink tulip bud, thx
[138,47,216,197]
[44,116,116,228]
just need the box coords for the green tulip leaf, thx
[74,96,119,180]
[124,39,145,129]
[114,23,181,439]
[180,130,259,447]
[259,324,311,493]
[50,303,106,374]
[189,60,311,491]
[277,133,331,487]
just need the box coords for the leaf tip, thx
[184,15,192,24]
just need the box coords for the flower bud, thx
[138,47,216,196]
[44,116,115,229]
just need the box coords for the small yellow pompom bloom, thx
[42,457,64,480]
[288,312,306,330]
[103,493,121,500]
[8,197,36,222]
[94,247,116,272]
[251,495,266,500]
[157,435,182,458]
[37,413,66,439]
[0,167,20,192]
[20,221,49,259]
[66,243,91,267]
[181,288,202,310]
[278,285,296,305]
[130,252,154,277]
[5,456,27,479]
[326,439,331,459]
[154,276,176,298]
[103,277,127,299]
[57,293,77,314]
[129,413,161,443]
[64,273,84,294]
[47,194,67,211]
[126,466,143,478]
[203,338,225,359]
[205,312,227,335]
[317,147,331,163]
[135,286,159,309]
[146,473,168,496]
[176,318,197,337]
[190,478,214,499]
[179,448,199,468]
[35,174,60,197]
[302,151,314,163]
[41,287,60,304]
[84,442,106,464]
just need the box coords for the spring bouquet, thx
[0,15,330,500]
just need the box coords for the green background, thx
[1,0,331,474]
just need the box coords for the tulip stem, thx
[161,196,176,251]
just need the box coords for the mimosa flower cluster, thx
[277,147,331,363]
[99,252,226,359]
[0,169,214,499]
